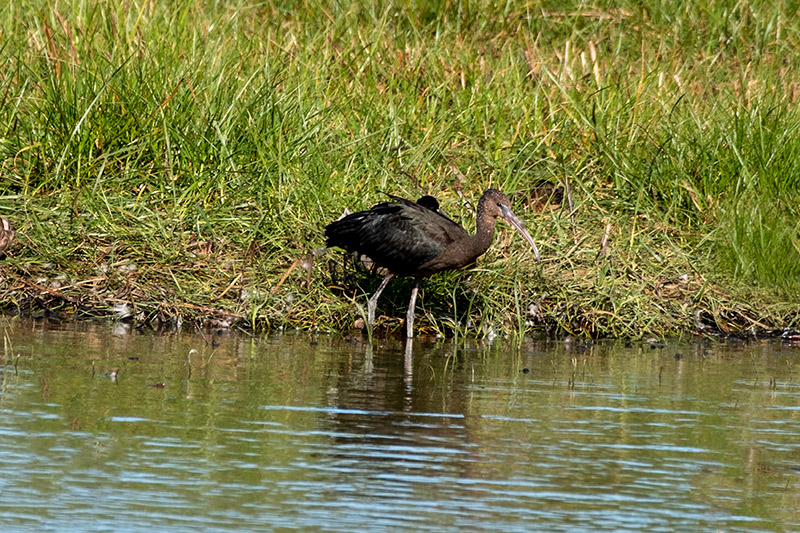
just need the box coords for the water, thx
[1,319,798,532]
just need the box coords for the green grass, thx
[1,0,799,338]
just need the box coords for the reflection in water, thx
[0,318,798,532]
[317,337,476,508]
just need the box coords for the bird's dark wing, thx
[325,199,468,276]
[388,194,455,224]
[414,195,440,212]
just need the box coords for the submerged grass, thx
[1,0,799,338]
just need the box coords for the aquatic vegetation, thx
[0,1,799,338]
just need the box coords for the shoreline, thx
[2,252,797,340]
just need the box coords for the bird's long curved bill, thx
[500,206,541,262]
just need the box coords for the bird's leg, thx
[367,273,393,327]
[405,280,420,338]
[403,338,413,390]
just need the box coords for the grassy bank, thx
[1,0,799,338]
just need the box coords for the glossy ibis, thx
[325,189,541,338]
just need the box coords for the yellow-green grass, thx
[1,1,799,338]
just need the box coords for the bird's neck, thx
[470,204,496,256]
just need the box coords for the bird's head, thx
[483,189,542,262]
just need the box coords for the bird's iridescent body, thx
[325,189,540,337]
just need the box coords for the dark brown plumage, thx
[414,195,441,213]
[325,189,540,337]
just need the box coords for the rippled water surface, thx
[1,319,798,532]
